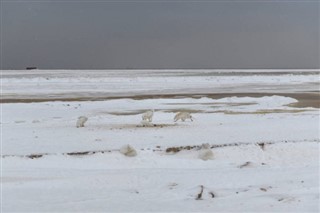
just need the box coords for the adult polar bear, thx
[174,112,193,122]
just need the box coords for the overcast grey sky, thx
[1,0,319,69]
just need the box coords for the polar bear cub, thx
[76,116,88,128]
[198,143,213,161]
[119,144,137,157]
[140,119,155,127]
[174,112,193,122]
[142,110,154,122]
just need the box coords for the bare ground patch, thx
[162,109,204,113]
[87,123,182,131]
[111,123,179,129]
[2,139,318,159]
[104,109,204,115]
[2,92,319,108]
[162,102,256,107]
[106,110,146,116]
[204,109,315,115]
[164,139,319,153]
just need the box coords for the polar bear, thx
[76,116,88,128]
[198,143,213,161]
[142,110,154,122]
[119,144,137,157]
[174,112,193,122]
[140,119,155,127]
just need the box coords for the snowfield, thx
[1,70,319,212]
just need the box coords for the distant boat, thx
[26,67,37,70]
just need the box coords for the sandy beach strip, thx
[1,92,319,108]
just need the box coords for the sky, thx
[1,0,319,69]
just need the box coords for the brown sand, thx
[1,92,319,108]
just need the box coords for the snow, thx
[1,69,319,100]
[1,70,319,212]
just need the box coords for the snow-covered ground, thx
[1,70,319,212]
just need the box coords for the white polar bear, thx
[76,116,88,128]
[142,110,154,122]
[119,144,137,157]
[174,112,193,122]
[198,143,213,161]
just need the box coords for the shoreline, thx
[1,92,319,108]
[2,69,319,78]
